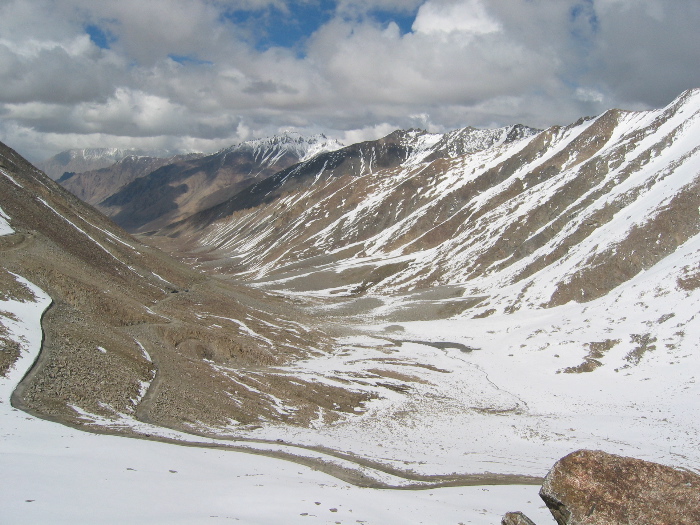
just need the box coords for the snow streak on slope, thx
[0,205,13,235]
[0,274,51,397]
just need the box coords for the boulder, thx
[539,449,700,524]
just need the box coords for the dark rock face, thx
[539,450,700,525]
[501,511,537,525]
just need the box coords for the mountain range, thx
[37,147,180,180]
[162,90,700,320]
[57,132,343,232]
[2,89,700,521]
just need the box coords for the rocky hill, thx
[0,140,347,436]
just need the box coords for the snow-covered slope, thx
[0,253,555,523]
[172,90,699,317]
[151,90,700,481]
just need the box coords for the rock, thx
[501,511,537,525]
[539,449,700,524]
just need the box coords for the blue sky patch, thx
[570,0,600,46]
[370,8,418,35]
[223,0,335,52]
[85,24,115,49]
[223,1,419,53]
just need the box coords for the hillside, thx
[91,132,343,232]
[165,89,700,317]
[0,140,344,435]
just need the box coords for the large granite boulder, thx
[539,449,700,524]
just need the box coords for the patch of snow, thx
[0,279,552,522]
[0,205,14,235]
[133,339,152,363]
[0,167,23,188]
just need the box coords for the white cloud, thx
[575,87,604,104]
[0,0,698,162]
[412,0,501,35]
[341,122,403,145]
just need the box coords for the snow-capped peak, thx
[221,132,345,163]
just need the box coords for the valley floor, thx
[213,230,700,484]
[3,237,700,523]
[0,275,556,524]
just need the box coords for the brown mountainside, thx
[0,140,357,435]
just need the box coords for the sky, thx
[0,0,698,162]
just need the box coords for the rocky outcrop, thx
[503,449,700,524]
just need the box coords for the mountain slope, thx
[147,90,700,479]
[57,152,204,207]
[94,132,343,232]
[0,140,359,435]
[164,90,700,319]
[37,147,177,180]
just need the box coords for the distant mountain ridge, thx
[220,131,344,163]
[54,132,345,232]
[37,147,180,180]
[179,124,539,231]
[58,152,205,206]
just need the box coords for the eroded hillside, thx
[0,140,362,436]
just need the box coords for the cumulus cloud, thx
[0,0,698,162]
[412,0,501,35]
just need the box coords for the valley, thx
[2,89,700,523]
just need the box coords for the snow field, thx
[0,273,553,524]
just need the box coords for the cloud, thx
[587,0,700,107]
[412,0,501,35]
[0,0,699,162]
